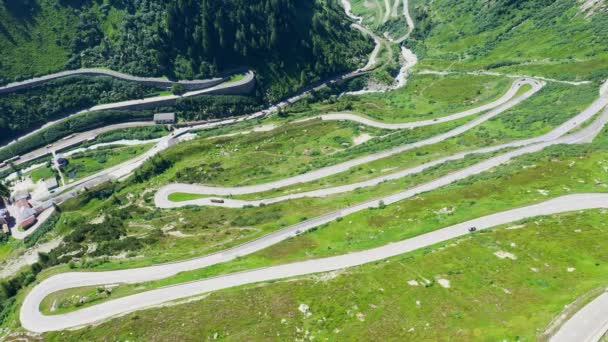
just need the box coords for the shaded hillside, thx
[0,0,372,101]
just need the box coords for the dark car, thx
[468,226,477,232]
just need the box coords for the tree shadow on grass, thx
[0,20,15,44]
[2,0,40,22]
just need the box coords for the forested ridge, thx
[0,0,372,102]
[0,0,372,146]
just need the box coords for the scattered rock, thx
[494,251,517,260]
[437,278,451,288]
[434,206,455,215]
[407,279,419,286]
[506,224,526,230]
[90,215,105,224]
[567,267,576,272]
[353,133,373,145]
[356,312,366,322]
[579,0,607,17]
[298,304,312,318]
[167,230,194,238]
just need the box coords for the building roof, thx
[44,177,59,189]
[12,190,29,202]
[17,207,36,221]
[19,215,37,229]
[154,113,175,121]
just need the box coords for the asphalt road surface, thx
[309,79,537,129]
[156,79,608,208]
[20,193,608,333]
[18,80,608,334]
[156,106,608,209]
[0,121,153,172]
[155,78,544,201]
[0,68,224,95]
[0,71,255,153]
[551,291,608,342]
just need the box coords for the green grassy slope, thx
[44,209,608,341]
[0,0,76,82]
[410,0,608,81]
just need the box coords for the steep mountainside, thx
[0,0,372,101]
[409,0,608,81]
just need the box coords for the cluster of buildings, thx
[0,190,54,235]
[11,190,38,230]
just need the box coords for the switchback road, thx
[20,193,608,333]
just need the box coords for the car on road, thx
[468,226,477,232]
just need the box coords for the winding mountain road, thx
[21,193,608,333]
[8,2,608,334]
[156,101,608,208]
[0,68,225,95]
[19,80,608,333]
[0,71,255,154]
[307,78,537,129]
[0,121,154,172]
[155,78,543,203]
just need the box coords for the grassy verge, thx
[29,166,56,183]
[167,193,206,202]
[172,82,595,200]
[63,144,153,182]
[39,130,608,313]
[293,73,512,123]
[43,209,608,341]
[157,118,461,187]
[86,126,169,145]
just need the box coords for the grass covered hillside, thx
[0,0,372,102]
[409,0,608,81]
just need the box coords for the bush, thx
[132,155,173,183]
[24,210,60,247]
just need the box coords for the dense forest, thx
[0,0,371,147]
[0,93,264,161]
[0,0,372,101]
[0,76,162,140]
